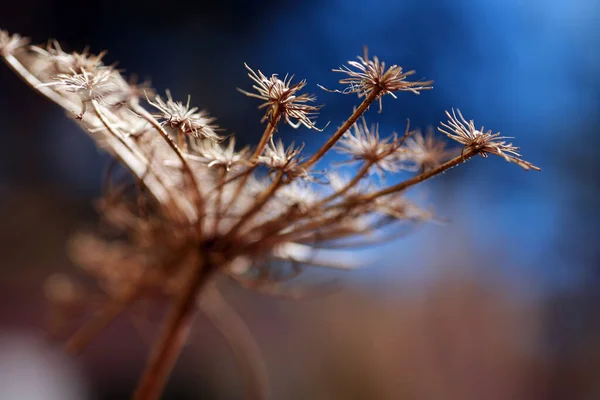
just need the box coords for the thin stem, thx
[301,89,381,169]
[223,110,282,219]
[239,161,374,246]
[132,260,214,400]
[318,161,374,205]
[201,286,269,400]
[90,100,181,216]
[361,147,479,201]
[246,148,480,251]
[129,101,205,228]
[250,109,281,161]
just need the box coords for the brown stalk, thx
[250,106,281,161]
[318,161,374,205]
[361,147,479,200]
[301,89,381,169]
[132,259,215,400]
[223,109,282,219]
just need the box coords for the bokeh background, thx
[1,0,600,398]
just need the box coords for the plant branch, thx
[361,146,479,200]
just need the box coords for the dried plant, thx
[1,30,540,400]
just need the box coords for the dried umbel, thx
[1,29,540,400]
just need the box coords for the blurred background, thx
[1,0,599,398]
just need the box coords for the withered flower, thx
[190,137,250,171]
[239,63,322,130]
[327,47,433,111]
[335,117,403,173]
[148,90,222,141]
[438,109,541,171]
[258,138,307,178]
[405,127,455,171]
[40,68,119,117]
[31,40,108,74]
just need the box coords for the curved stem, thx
[201,286,269,400]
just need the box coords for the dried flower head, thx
[31,40,108,74]
[438,109,541,171]
[40,68,119,118]
[190,137,250,171]
[335,117,402,173]
[258,138,307,178]
[148,90,222,141]
[239,63,322,130]
[0,30,29,56]
[326,47,433,111]
[405,127,455,171]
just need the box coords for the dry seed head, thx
[258,138,308,178]
[189,137,250,171]
[148,90,222,141]
[335,117,404,173]
[326,47,433,112]
[404,127,455,171]
[31,40,108,74]
[239,63,323,130]
[42,68,118,103]
[438,109,541,171]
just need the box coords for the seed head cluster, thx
[1,30,540,400]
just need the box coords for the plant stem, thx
[318,161,374,205]
[362,147,479,200]
[250,109,281,161]
[132,261,214,400]
[223,110,282,219]
[301,89,381,169]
